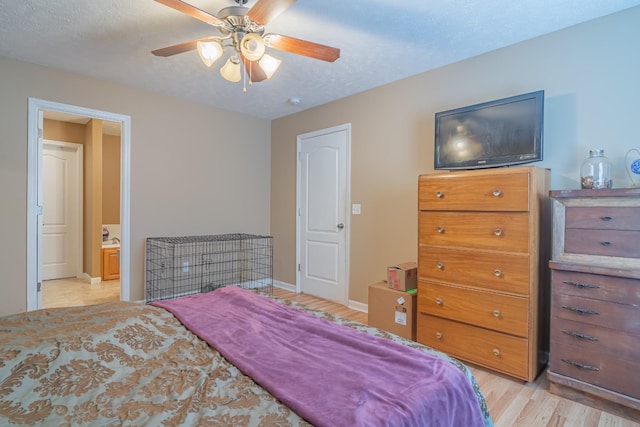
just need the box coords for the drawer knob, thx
[435,298,443,306]
[601,216,612,222]
[562,280,600,290]
[435,332,443,339]
[437,226,445,234]
[492,348,500,356]
[561,358,600,372]
[493,228,503,237]
[493,309,501,318]
[436,262,445,270]
[435,191,444,199]
[493,269,502,277]
[492,189,502,197]
[600,241,612,246]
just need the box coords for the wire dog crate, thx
[145,233,272,302]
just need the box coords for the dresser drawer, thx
[419,211,529,253]
[419,247,530,295]
[418,172,530,212]
[550,341,640,399]
[418,281,528,336]
[418,313,528,379]
[551,269,640,306]
[551,293,640,335]
[550,317,640,363]
[564,229,640,259]
[550,192,640,270]
[565,206,640,231]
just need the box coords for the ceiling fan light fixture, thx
[220,56,242,82]
[240,33,266,61]
[197,40,223,67]
[152,0,340,92]
[259,53,282,79]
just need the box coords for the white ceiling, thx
[2,0,639,120]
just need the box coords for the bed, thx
[0,287,493,426]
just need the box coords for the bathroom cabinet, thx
[101,247,120,281]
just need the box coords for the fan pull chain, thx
[243,59,247,93]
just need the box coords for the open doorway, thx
[40,117,120,308]
[27,98,131,311]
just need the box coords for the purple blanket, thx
[152,287,485,427]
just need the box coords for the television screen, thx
[434,90,544,170]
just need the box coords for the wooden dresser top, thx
[550,188,640,199]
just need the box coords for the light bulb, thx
[240,33,265,61]
[196,40,223,67]
[259,54,282,79]
[220,56,242,82]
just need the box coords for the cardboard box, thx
[387,261,417,291]
[368,282,416,341]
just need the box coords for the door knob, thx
[337,223,344,230]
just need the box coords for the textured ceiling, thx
[2,0,639,120]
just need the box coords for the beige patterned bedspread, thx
[0,294,491,426]
[0,301,310,426]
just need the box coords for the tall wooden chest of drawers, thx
[417,166,550,382]
[548,188,640,419]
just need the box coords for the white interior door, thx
[297,124,351,305]
[42,141,82,280]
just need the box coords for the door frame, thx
[295,123,351,302]
[27,98,132,310]
[42,140,84,280]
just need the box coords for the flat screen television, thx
[434,90,544,170]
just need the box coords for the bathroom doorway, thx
[27,98,131,310]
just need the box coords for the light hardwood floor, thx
[40,284,638,426]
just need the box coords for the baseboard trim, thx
[273,280,296,292]
[349,300,368,313]
[273,280,368,313]
[82,273,102,285]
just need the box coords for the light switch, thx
[352,204,361,215]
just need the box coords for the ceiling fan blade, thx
[152,39,198,57]
[152,36,221,57]
[241,55,268,83]
[154,0,227,28]
[264,34,340,62]
[248,0,297,25]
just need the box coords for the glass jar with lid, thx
[580,149,612,189]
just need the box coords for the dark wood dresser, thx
[548,188,640,420]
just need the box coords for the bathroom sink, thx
[102,243,120,249]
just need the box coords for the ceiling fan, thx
[152,0,340,87]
